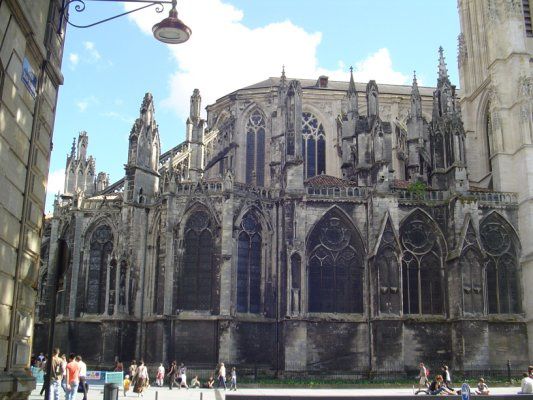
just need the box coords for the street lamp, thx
[58,0,192,44]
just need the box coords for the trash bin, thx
[103,383,119,400]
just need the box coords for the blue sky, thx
[46,0,460,212]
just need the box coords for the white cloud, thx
[102,111,135,124]
[69,53,79,68]
[126,0,409,120]
[83,41,101,62]
[75,95,98,112]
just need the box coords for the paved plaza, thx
[31,384,523,400]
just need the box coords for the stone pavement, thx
[30,384,523,400]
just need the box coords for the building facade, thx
[36,0,532,375]
[0,0,66,398]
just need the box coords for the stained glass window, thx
[86,225,113,314]
[245,110,266,186]
[237,212,262,313]
[307,208,364,313]
[400,211,444,315]
[302,112,326,178]
[179,210,214,310]
[480,213,520,314]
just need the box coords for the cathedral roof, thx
[305,174,358,187]
[236,77,438,97]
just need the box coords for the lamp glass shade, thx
[152,10,191,44]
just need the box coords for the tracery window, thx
[86,225,113,314]
[180,210,215,310]
[480,214,521,314]
[237,212,262,313]
[308,208,364,313]
[245,110,266,186]
[375,220,400,315]
[302,112,326,179]
[459,223,484,314]
[401,211,444,315]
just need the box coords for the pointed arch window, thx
[237,212,262,313]
[291,253,301,313]
[245,110,266,186]
[307,209,365,313]
[400,212,444,315]
[86,225,113,314]
[481,214,521,314]
[375,220,400,315]
[302,112,326,178]
[180,210,214,310]
[153,235,164,314]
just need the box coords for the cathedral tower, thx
[186,89,205,182]
[125,93,161,203]
[64,131,96,196]
[458,0,533,351]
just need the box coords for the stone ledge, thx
[0,371,36,399]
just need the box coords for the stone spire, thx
[280,65,286,87]
[410,71,422,118]
[189,88,201,122]
[347,66,358,115]
[438,46,450,85]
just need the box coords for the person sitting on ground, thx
[203,376,214,389]
[123,375,131,397]
[429,374,454,395]
[475,378,490,395]
[190,375,200,388]
[519,372,533,394]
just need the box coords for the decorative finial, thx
[438,46,449,81]
[280,64,286,86]
[348,66,356,94]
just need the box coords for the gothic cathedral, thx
[36,0,533,374]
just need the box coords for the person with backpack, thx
[49,348,64,400]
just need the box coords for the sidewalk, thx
[31,383,523,400]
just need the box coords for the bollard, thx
[200,392,203,400]
[103,383,119,400]
[507,360,512,384]
[155,391,158,400]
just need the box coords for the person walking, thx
[39,356,48,395]
[156,363,165,387]
[49,348,64,400]
[65,354,80,400]
[417,362,429,390]
[167,361,178,390]
[60,354,68,394]
[217,362,226,390]
[133,360,148,397]
[229,367,237,391]
[442,365,452,389]
[178,363,188,389]
[75,356,88,400]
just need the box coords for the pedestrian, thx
[229,367,237,391]
[133,360,148,397]
[128,360,137,382]
[417,362,429,390]
[178,363,188,389]
[49,348,64,400]
[167,361,178,390]
[114,359,124,372]
[39,356,48,395]
[217,362,226,390]
[75,356,88,400]
[123,374,131,397]
[65,353,80,400]
[156,363,165,387]
[60,354,68,394]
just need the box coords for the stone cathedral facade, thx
[35,0,533,374]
